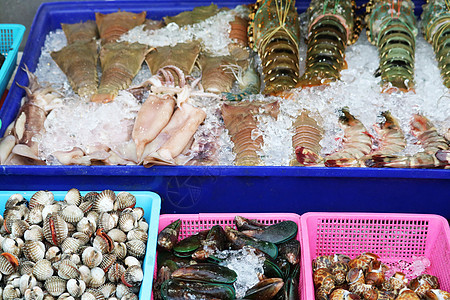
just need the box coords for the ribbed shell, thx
[113,242,127,260]
[60,205,84,224]
[98,212,118,232]
[121,292,138,300]
[92,235,112,254]
[89,267,105,288]
[45,246,62,262]
[20,261,35,276]
[33,259,54,281]
[107,229,127,243]
[72,232,90,245]
[82,247,103,269]
[5,193,25,209]
[42,203,62,220]
[24,286,44,300]
[83,192,99,203]
[127,229,148,243]
[7,219,30,238]
[67,278,86,297]
[126,240,146,259]
[26,204,44,225]
[24,225,44,242]
[29,190,55,209]
[19,273,37,294]
[3,284,20,300]
[114,192,136,211]
[82,288,105,300]
[124,256,140,268]
[107,263,125,283]
[64,188,82,206]
[131,207,144,222]
[43,213,68,246]
[93,190,115,213]
[115,283,132,298]
[99,253,117,272]
[23,241,46,262]
[58,259,80,280]
[76,218,96,237]
[98,282,116,298]
[138,220,149,232]
[44,276,67,297]
[57,292,75,300]
[61,237,81,254]
[79,200,94,214]
[1,238,21,257]
[79,265,91,284]
[123,265,143,287]
[119,210,135,232]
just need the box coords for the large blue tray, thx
[0,190,161,300]
[1,1,449,217]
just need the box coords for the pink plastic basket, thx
[153,213,302,300]
[300,212,450,300]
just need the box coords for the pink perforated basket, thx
[153,213,302,300]
[300,212,450,300]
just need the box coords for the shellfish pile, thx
[312,252,450,299]
[0,189,148,299]
[154,216,300,299]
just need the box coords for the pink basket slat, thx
[300,212,450,300]
[153,213,302,300]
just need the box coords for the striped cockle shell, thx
[43,294,55,300]
[98,282,116,298]
[124,256,140,268]
[58,259,80,280]
[24,286,44,300]
[121,292,138,300]
[5,193,26,209]
[46,246,62,263]
[107,228,127,243]
[92,235,113,254]
[77,218,96,237]
[44,276,67,297]
[19,273,38,295]
[119,209,136,232]
[93,190,115,213]
[89,267,105,288]
[61,237,81,254]
[26,204,44,225]
[33,259,53,281]
[60,205,84,224]
[3,284,20,300]
[82,247,102,268]
[43,213,68,246]
[113,242,127,260]
[123,265,143,287]
[5,272,20,287]
[67,222,76,237]
[78,265,91,284]
[126,239,146,259]
[67,278,86,297]
[107,263,125,283]
[127,229,148,243]
[138,220,149,232]
[5,219,30,238]
[81,288,105,300]
[24,224,44,242]
[86,211,99,226]
[20,261,35,276]
[131,207,144,222]
[83,192,99,203]
[79,200,94,214]
[29,190,55,209]
[64,188,82,206]
[42,203,62,220]
[99,253,117,272]
[98,212,118,232]
[0,253,19,275]
[2,237,22,257]
[57,292,75,300]
[72,232,90,245]
[23,240,46,262]
[4,204,28,222]
[114,192,136,211]
[116,283,132,299]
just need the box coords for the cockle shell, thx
[2,237,22,257]
[107,229,127,243]
[77,218,96,237]
[33,259,53,281]
[64,188,82,206]
[46,246,62,262]
[26,204,44,225]
[72,232,90,245]
[138,220,149,232]
[4,204,28,222]
[58,260,80,280]
[29,190,55,209]
[43,213,68,246]
[67,279,86,297]
[60,205,84,224]
[6,219,30,238]
[24,286,44,300]
[126,240,146,259]
[93,190,115,213]
[107,263,125,283]
[44,276,67,297]
[121,293,138,300]
[24,224,44,242]
[98,212,118,232]
[23,241,46,262]
[78,265,91,284]
[122,265,143,287]
[0,253,19,275]
[89,267,106,288]
[79,200,94,214]
[81,288,105,300]
[119,209,136,232]
[3,284,20,299]
[113,242,127,260]
[124,256,140,268]
[61,237,81,254]
[20,261,35,276]
[92,231,114,254]
[86,211,99,225]
[131,207,144,222]
[116,283,132,299]
[42,204,62,220]
[98,282,116,298]
[99,253,117,272]
[57,292,75,300]
[19,274,38,295]
[127,229,148,243]
[114,192,136,211]
[82,247,103,268]
[5,193,26,209]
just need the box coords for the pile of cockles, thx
[0,189,148,299]
[313,252,450,299]
[154,216,300,299]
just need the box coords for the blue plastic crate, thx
[0,1,448,219]
[0,24,25,103]
[0,190,161,299]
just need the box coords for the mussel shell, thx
[225,227,278,259]
[161,279,235,300]
[173,234,202,257]
[242,221,298,245]
[244,277,284,300]
[172,263,237,284]
[157,219,181,251]
[264,258,285,279]
[278,239,300,265]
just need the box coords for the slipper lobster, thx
[366,0,418,93]
[421,0,450,88]
[248,0,300,94]
[297,0,362,88]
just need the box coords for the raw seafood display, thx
[0,189,148,299]
[154,216,300,299]
[1,2,450,168]
[312,252,450,300]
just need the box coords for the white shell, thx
[33,259,53,281]
[93,190,115,213]
[60,205,84,223]
[3,284,20,300]
[98,282,116,298]
[126,239,146,259]
[20,261,35,276]
[113,242,127,260]
[44,276,67,297]
[24,225,44,242]
[107,263,125,283]
[98,212,118,232]
[114,192,136,211]
[86,211,99,226]
[23,241,46,262]
[78,265,91,284]
[127,229,148,242]
[42,203,61,220]
[24,286,44,300]
[89,267,105,288]
[72,232,90,245]
[77,218,96,237]
[26,204,44,225]
[46,246,62,262]
[107,229,127,243]
[19,274,38,295]
[60,237,81,254]
[138,220,149,232]
[58,260,80,280]
[5,193,25,209]
[131,207,144,222]
[123,266,143,287]
[124,257,140,268]
[29,190,55,209]
[82,247,102,269]
[66,278,86,297]
[115,283,132,298]
[57,292,75,300]
[2,238,21,257]
[64,188,82,206]
[119,210,136,232]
